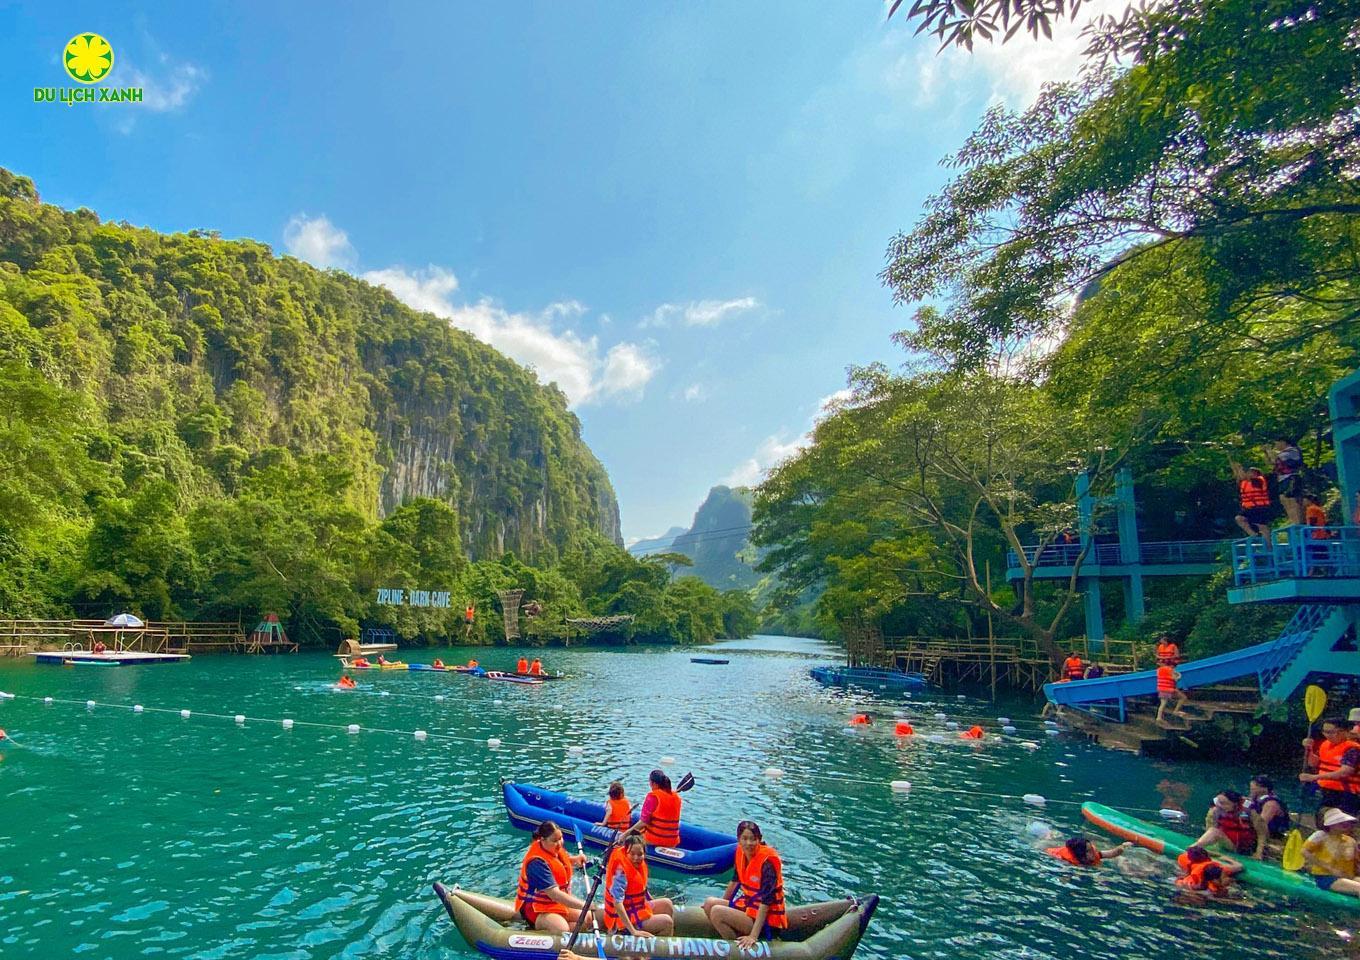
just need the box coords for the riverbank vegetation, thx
[754,0,1360,664]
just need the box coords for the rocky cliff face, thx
[666,485,759,589]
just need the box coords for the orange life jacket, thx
[1156,665,1177,693]
[1046,845,1101,867]
[961,725,985,740]
[604,797,632,832]
[517,658,529,673]
[1239,476,1270,510]
[467,659,478,668]
[513,840,574,917]
[643,787,682,847]
[603,849,652,930]
[465,606,475,623]
[1064,656,1084,680]
[529,660,543,675]
[895,722,914,736]
[1307,504,1332,539]
[1317,738,1360,793]
[1175,860,1225,892]
[1156,642,1180,665]
[850,714,870,726]
[432,659,445,669]
[733,843,787,928]
[352,658,370,668]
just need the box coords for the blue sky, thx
[1,1,1111,541]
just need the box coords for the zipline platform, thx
[32,650,190,666]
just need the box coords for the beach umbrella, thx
[104,613,144,628]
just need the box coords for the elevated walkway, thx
[1044,604,1355,720]
[1006,539,1229,580]
[1228,525,1360,603]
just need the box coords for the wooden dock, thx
[32,650,190,666]
[0,619,250,656]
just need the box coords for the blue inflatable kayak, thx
[811,666,928,691]
[500,781,737,875]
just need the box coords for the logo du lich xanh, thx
[35,33,143,105]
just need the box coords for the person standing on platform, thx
[1231,461,1273,539]
[1156,664,1189,724]
[1272,438,1305,525]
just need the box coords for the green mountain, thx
[0,168,620,620]
[627,526,687,558]
[668,486,760,590]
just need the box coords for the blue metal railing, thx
[1231,525,1360,586]
[1007,539,1230,570]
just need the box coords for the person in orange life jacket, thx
[463,603,475,638]
[1044,835,1130,867]
[1154,664,1188,724]
[1300,718,1360,816]
[513,821,591,933]
[1175,862,1236,898]
[604,833,674,936]
[337,675,356,690]
[1303,808,1360,896]
[466,658,479,669]
[517,657,529,674]
[1193,790,1260,857]
[1175,844,1242,880]
[432,658,445,670]
[351,657,370,668]
[529,658,544,675]
[1231,461,1273,538]
[1305,494,1331,537]
[1155,634,1181,667]
[638,770,682,847]
[1244,775,1291,857]
[703,821,788,947]
[1062,652,1085,682]
[597,780,633,833]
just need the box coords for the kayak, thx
[378,661,408,670]
[408,663,446,671]
[501,781,736,875]
[434,883,880,960]
[691,657,730,665]
[513,671,565,680]
[1082,801,1359,911]
[810,666,928,691]
[485,671,543,685]
[64,659,119,667]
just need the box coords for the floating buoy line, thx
[0,689,1175,821]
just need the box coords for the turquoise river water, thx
[0,636,1351,959]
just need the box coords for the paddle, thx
[565,772,696,951]
[1283,685,1329,873]
[571,824,608,959]
[1281,830,1305,872]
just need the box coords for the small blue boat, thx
[499,781,736,875]
[810,665,929,691]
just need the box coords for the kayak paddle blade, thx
[1305,684,1327,723]
[1282,829,1304,872]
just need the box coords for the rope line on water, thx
[0,690,1180,822]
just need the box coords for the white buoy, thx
[890,780,911,793]
[487,737,502,748]
[86,700,96,708]
[234,714,246,725]
[347,723,360,735]
[1021,741,1040,750]
[956,694,966,701]
[0,691,13,699]
[903,692,911,699]
[494,699,504,706]
[1022,793,1047,806]
[945,721,959,729]
[43,696,53,705]
[660,755,676,766]
[380,691,390,697]
[568,745,584,755]
[997,717,1011,725]
[553,704,565,711]
[1026,821,1052,839]
[414,730,428,740]
[1045,728,1060,737]
[282,718,294,730]
[1002,725,1017,734]
[933,712,947,720]
[764,767,784,779]
[435,695,445,702]
[1159,808,1187,821]
[180,709,191,719]
[893,709,908,718]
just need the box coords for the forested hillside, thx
[0,168,642,640]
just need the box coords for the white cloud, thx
[123,59,206,111]
[361,264,658,407]
[682,383,706,402]
[724,434,812,487]
[815,388,854,419]
[283,214,358,270]
[643,297,761,329]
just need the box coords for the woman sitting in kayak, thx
[529,658,544,675]
[638,770,682,848]
[517,656,529,674]
[513,821,591,933]
[1303,808,1360,896]
[596,780,632,833]
[1045,835,1130,867]
[432,658,445,670]
[703,820,787,948]
[604,833,674,936]
[1193,790,1260,857]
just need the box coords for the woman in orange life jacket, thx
[1062,652,1085,682]
[703,821,788,947]
[512,821,591,933]
[529,657,544,676]
[1154,634,1181,667]
[1044,835,1130,867]
[432,658,445,670]
[1231,461,1273,538]
[603,833,675,937]
[638,770,682,848]
[1154,663,1189,724]
[1300,717,1360,817]
[351,657,370,668]
[517,656,529,674]
[597,780,633,834]
[1193,791,1261,857]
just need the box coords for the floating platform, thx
[32,650,191,666]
